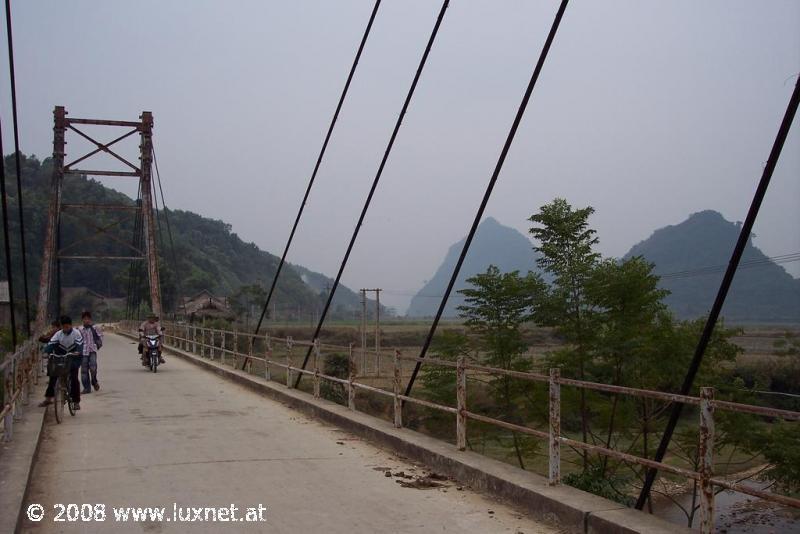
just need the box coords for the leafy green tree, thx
[458,265,546,468]
[420,330,470,440]
[529,198,600,468]
[588,258,668,458]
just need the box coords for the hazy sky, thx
[2,1,798,313]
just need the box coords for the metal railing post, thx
[348,343,356,410]
[265,335,272,381]
[549,367,561,485]
[286,337,293,388]
[699,387,715,534]
[243,336,251,373]
[210,330,215,360]
[221,331,226,362]
[393,349,402,428]
[456,355,466,451]
[13,356,22,421]
[192,326,197,354]
[231,330,238,367]
[3,365,12,442]
[313,339,321,399]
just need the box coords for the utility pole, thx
[360,288,382,375]
[360,289,367,372]
[375,288,381,356]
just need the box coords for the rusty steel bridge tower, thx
[34,106,162,330]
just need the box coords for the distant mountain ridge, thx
[407,217,544,317]
[408,212,799,323]
[625,210,800,322]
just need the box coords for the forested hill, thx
[624,210,800,322]
[0,154,371,318]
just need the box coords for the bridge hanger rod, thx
[295,0,451,386]
[636,73,800,511]
[242,0,383,368]
[404,0,571,397]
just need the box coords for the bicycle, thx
[48,351,79,423]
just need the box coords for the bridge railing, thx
[1,338,42,442]
[117,320,800,533]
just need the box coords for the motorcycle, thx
[144,334,161,373]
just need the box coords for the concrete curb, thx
[120,331,687,534]
[0,377,48,534]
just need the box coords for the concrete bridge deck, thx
[21,333,557,533]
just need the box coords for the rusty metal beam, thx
[61,203,139,211]
[59,255,144,261]
[58,211,142,256]
[63,126,139,170]
[66,118,142,128]
[64,169,140,177]
[34,106,66,330]
[138,111,162,317]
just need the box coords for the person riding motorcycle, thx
[138,314,165,366]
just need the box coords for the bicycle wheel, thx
[54,378,63,424]
[67,375,76,416]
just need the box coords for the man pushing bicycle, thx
[41,315,84,410]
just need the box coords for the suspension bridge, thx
[1,1,799,533]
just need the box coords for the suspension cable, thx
[295,0,451,386]
[152,145,186,318]
[4,0,29,335]
[0,114,18,348]
[635,72,800,511]
[404,0,571,397]
[151,178,166,313]
[245,0,383,368]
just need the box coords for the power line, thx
[405,0,571,397]
[657,252,800,280]
[245,0,382,369]
[4,0,29,335]
[295,0,451,387]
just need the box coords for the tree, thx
[584,256,669,475]
[529,198,600,469]
[457,265,546,468]
[420,330,471,440]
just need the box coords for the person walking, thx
[78,311,103,393]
